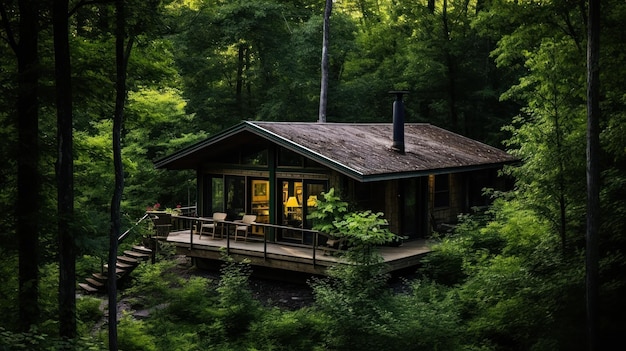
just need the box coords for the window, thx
[433,174,450,208]
[242,149,268,165]
[211,177,224,212]
[225,176,246,219]
[278,148,304,167]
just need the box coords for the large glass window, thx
[225,176,246,219]
[304,181,326,229]
[281,180,303,226]
[212,177,224,212]
[251,179,270,225]
[203,175,224,216]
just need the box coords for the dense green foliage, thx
[1,0,625,349]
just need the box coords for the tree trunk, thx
[442,0,459,132]
[236,44,244,115]
[585,0,600,349]
[15,0,41,332]
[53,0,77,339]
[108,0,129,348]
[318,0,332,123]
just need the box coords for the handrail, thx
[118,212,151,243]
[190,216,325,264]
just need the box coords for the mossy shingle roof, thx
[154,121,517,182]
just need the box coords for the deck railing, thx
[169,215,329,267]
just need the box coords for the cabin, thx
[153,94,516,274]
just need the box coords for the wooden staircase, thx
[78,244,153,293]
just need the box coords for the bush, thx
[166,276,217,324]
[114,313,157,351]
[247,307,326,350]
[77,296,104,335]
[216,257,261,339]
[77,296,104,323]
[123,260,177,307]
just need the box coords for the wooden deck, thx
[164,228,433,275]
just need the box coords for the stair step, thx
[92,273,108,282]
[85,278,105,288]
[117,255,138,265]
[124,250,151,260]
[116,262,135,270]
[79,283,99,293]
[132,245,152,254]
[103,266,126,275]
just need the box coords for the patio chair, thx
[234,214,257,241]
[150,213,172,238]
[321,234,346,255]
[199,212,227,239]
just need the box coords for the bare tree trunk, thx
[318,0,332,123]
[14,0,41,332]
[442,0,459,132]
[53,0,76,339]
[585,0,600,349]
[108,0,130,348]
[236,44,244,115]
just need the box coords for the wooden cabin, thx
[154,97,516,246]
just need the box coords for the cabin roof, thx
[154,121,517,182]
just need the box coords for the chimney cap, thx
[388,90,409,97]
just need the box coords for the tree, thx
[481,0,588,253]
[108,0,132,348]
[53,0,77,339]
[318,0,331,122]
[0,0,42,331]
[585,0,600,348]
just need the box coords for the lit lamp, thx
[286,196,300,209]
[285,196,301,221]
[307,195,318,207]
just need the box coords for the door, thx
[402,177,428,239]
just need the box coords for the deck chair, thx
[150,213,172,238]
[199,212,227,239]
[321,234,346,255]
[234,214,257,241]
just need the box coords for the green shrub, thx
[166,276,217,324]
[77,296,104,323]
[76,296,104,336]
[123,260,177,307]
[114,313,157,351]
[247,307,326,350]
[417,242,467,286]
[0,251,18,329]
[0,327,106,351]
[216,257,261,339]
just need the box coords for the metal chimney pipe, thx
[390,90,409,154]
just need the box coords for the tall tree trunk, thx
[442,0,459,132]
[585,0,600,349]
[236,44,244,115]
[318,0,332,123]
[53,0,76,339]
[15,0,41,332]
[108,0,130,348]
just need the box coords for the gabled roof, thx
[154,121,517,182]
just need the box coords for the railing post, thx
[189,219,194,250]
[263,228,267,260]
[313,232,318,267]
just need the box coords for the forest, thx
[0,0,624,350]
